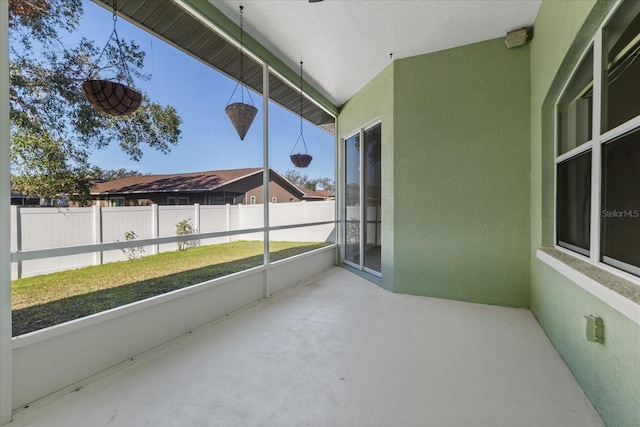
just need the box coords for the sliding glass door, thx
[344,122,381,276]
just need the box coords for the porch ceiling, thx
[93,0,541,132]
[211,0,542,106]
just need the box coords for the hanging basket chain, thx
[299,61,303,137]
[291,61,309,156]
[226,5,255,107]
[82,0,142,117]
[87,0,134,86]
[239,6,244,85]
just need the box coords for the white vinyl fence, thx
[10,201,335,280]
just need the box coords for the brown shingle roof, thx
[297,186,335,199]
[91,168,262,194]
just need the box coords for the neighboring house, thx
[10,191,40,206]
[297,186,335,201]
[90,167,329,206]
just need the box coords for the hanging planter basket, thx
[290,153,313,168]
[82,1,142,117]
[225,6,258,140]
[289,62,312,168]
[225,102,258,141]
[82,80,142,117]
[290,130,313,168]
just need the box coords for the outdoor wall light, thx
[505,27,530,48]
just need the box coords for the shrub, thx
[120,230,145,260]
[176,218,199,251]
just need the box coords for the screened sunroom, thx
[0,1,638,426]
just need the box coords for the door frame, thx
[342,120,382,278]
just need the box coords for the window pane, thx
[557,151,591,255]
[10,0,266,336]
[363,124,381,273]
[601,129,640,276]
[602,1,640,133]
[557,48,593,155]
[266,73,337,263]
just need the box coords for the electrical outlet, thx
[584,315,604,344]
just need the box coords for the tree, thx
[315,176,335,193]
[284,169,334,193]
[8,0,182,205]
[303,180,317,191]
[89,166,143,182]
[283,169,309,188]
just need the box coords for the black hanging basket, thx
[82,80,142,117]
[290,61,312,168]
[225,102,258,141]
[290,153,313,168]
[82,1,142,117]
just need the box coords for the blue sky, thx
[79,1,335,180]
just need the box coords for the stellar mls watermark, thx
[601,209,639,218]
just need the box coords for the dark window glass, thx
[601,129,640,275]
[557,151,592,255]
[557,48,593,155]
[603,1,640,132]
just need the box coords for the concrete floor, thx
[11,267,603,427]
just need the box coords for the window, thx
[167,196,189,205]
[601,129,640,275]
[110,197,125,207]
[555,0,640,278]
[556,151,591,255]
[7,0,337,339]
[557,48,593,156]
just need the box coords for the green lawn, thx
[12,241,331,336]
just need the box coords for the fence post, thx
[194,203,200,233]
[93,205,103,266]
[303,200,309,242]
[151,204,159,255]
[226,203,231,243]
[10,205,21,279]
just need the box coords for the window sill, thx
[537,247,640,325]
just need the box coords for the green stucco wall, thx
[530,1,640,426]
[338,65,395,290]
[338,3,640,424]
[392,38,531,306]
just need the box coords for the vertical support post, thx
[334,119,341,264]
[10,206,21,280]
[151,204,159,255]
[262,63,270,298]
[93,205,103,266]
[0,0,13,422]
[359,129,365,270]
